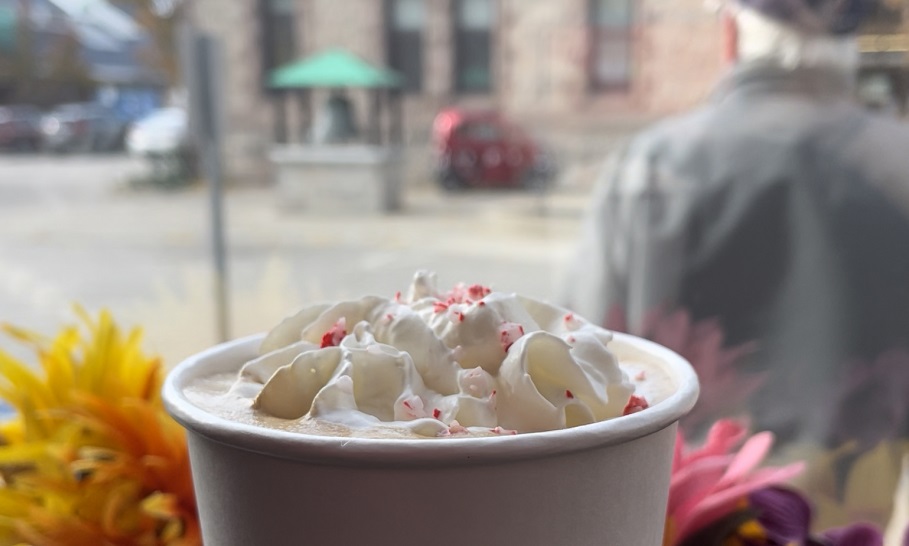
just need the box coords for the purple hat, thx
[737,0,876,34]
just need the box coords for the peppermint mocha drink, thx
[163,272,699,546]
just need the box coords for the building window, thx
[589,0,633,91]
[261,0,297,84]
[385,0,425,92]
[454,0,494,93]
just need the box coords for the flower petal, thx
[668,455,735,518]
[674,461,805,541]
[718,432,774,488]
[748,486,812,544]
[822,523,884,546]
[683,419,749,465]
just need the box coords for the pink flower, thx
[664,419,805,545]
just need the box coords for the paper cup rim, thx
[163,332,699,467]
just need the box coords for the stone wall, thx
[189,0,725,184]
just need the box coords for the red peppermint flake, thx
[402,400,413,410]
[456,311,465,322]
[490,426,517,435]
[622,395,649,416]
[394,291,402,302]
[433,408,441,419]
[319,318,347,348]
[477,300,486,307]
[433,301,449,313]
[467,284,491,301]
[563,312,574,322]
[565,389,574,399]
[443,283,492,305]
[499,322,525,352]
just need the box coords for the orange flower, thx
[0,307,199,546]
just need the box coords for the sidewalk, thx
[0,155,596,365]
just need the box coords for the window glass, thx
[261,0,297,81]
[454,0,494,93]
[589,0,633,90]
[387,0,425,91]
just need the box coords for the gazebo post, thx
[369,88,382,145]
[389,88,403,146]
[297,88,310,143]
[273,91,288,144]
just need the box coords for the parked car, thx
[431,107,556,191]
[126,107,189,157]
[40,103,128,153]
[0,105,43,151]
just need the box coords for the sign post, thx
[179,24,230,342]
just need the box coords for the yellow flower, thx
[0,307,199,546]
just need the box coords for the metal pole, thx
[179,23,231,342]
[274,93,288,143]
[199,37,230,343]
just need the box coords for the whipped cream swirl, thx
[233,271,640,437]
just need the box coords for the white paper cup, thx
[163,332,698,546]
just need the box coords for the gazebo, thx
[265,48,405,214]
[267,48,404,146]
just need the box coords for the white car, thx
[126,107,188,157]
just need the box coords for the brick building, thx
[187,0,906,184]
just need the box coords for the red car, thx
[432,108,555,191]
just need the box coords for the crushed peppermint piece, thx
[565,389,574,399]
[563,312,584,331]
[433,301,449,313]
[490,426,517,435]
[622,395,649,416]
[432,408,441,419]
[443,283,492,305]
[400,395,428,419]
[499,322,525,352]
[320,318,347,348]
[466,284,491,301]
[394,291,402,302]
[448,420,469,434]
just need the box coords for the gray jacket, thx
[564,62,909,445]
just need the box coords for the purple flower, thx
[820,523,883,546]
[749,487,812,544]
[750,487,886,546]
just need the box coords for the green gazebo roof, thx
[269,48,402,89]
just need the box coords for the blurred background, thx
[0,0,906,363]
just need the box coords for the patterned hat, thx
[736,0,877,34]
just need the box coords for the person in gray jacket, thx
[563,0,909,451]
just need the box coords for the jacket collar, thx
[712,62,856,103]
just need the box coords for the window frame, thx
[259,0,298,91]
[452,0,496,95]
[587,0,635,93]
[384,0,426,93]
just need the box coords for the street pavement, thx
[0,153,598,365]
